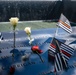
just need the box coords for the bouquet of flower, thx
[24,27,34,44]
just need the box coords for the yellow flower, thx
[24,27,31,35]
[9,17,19,27]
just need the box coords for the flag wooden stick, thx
[54,27,58,37]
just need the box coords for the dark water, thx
[0,1,62,22]
[0,1,76,22]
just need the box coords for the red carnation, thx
[31,45,44,62]
[9,66,15,74]
[31,45,43,54]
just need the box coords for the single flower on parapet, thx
[9,17,19,62]
[31,45,44,63]
[8,65,15,75]
[24,27,34,45]
[9,17,19,29]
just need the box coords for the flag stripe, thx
[50,44,56,48]
[61,44,74,54]
[58,23,72,33]
[59,20,70,29]
[57,53,63,70]
[61,43,74,51]
[49,46,56,52]
[62,53,69,61]
[61,47,73,55]
[48,50,54,56]
[48,53,55,59]
[49,46,55,51]
[55,61,59,72]
[55,54,61,71]
[48,50,54,54]
[61,50,71,57]
[58,22,71,32]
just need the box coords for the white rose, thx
[24,27,31,35]
[9,17,19,27]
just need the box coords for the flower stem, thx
[28,34,31,40]
[12,26,16,62]
[28,34,32,45]
[36,51,44,63]
[13,28,15,49]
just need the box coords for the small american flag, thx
[48,38,75,61]
[57,14,72,33]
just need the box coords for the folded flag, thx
[57,13,72,33]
